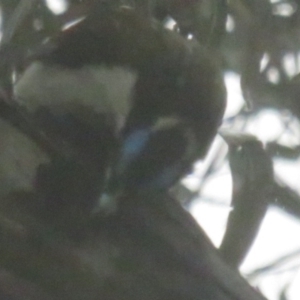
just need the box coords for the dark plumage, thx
[14,6,226,209]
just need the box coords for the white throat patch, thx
[14,62,138,132]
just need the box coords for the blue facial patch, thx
[117,128,151,173]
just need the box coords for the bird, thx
[14,5,226,212]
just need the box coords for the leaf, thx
[219,133,274,268]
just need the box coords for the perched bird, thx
[14,5,226,210]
